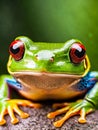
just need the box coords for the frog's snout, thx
[35,50,54,62]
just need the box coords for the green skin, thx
[0,36,98,127]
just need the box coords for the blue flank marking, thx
[6,79,22,90]
[77,72,97,91]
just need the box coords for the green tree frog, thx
[0,36,98,127]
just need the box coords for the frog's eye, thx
[9,40,25,61]
[69,43,86,64]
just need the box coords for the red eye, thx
[9,40,25,61]
[69,43,86,64]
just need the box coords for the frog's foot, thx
[0,99,42,125]
[47,100,95,127]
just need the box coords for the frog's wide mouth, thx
[12,71,82,77]
[8,55,90,100]
[8,55,90,91]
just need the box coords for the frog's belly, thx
[13,72,86,100]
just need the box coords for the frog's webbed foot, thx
[0,99,42,125]
[47,100,95,127]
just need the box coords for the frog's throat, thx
[83,55,90,77]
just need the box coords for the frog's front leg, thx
[0,99,40,125]
[0,75,42,125]
[47,99,94,127]
[47,72,98,127]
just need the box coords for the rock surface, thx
[0,105,98,130]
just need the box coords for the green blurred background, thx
[0,0,98,74]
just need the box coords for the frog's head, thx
[8,36,90,77]
[7,36,91,99]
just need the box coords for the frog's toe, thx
[7,105,19,124]
[11,118,19,124]
[13,99,42,108]
[47,106,70,118]
[0,119,6,125]
[0,107,7,125]
[52,102,70,109]
[78,107,87,123]
[78,107,94,123]
[13,104,29,118]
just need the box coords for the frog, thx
[0,36,98,128]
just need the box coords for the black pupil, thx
[10,45,20,54]
[75,48,85,58]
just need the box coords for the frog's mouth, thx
[6,55,90,100]
[10,55,90,90]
